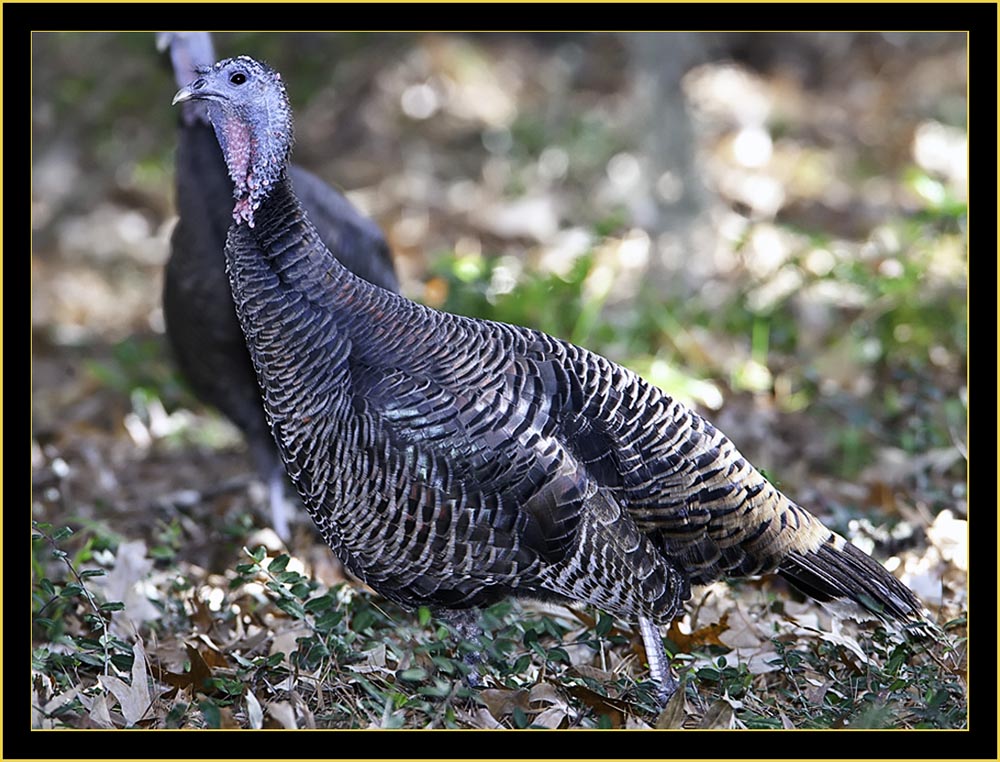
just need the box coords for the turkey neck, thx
[224,171,399,357]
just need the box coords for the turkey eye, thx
[230,72,247,85]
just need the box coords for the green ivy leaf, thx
[397,667,428,682]
[274,597,306,620]
[199,699,221,729]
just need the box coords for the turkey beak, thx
[172,77,224,106]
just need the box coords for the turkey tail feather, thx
[778,534,922,622]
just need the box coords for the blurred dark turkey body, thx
[174,55,923,698]
[160,34,397,539]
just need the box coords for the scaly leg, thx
[639,615,677,702]
[439,609,485,687]
[268,467,291,542]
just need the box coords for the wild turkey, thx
[172,55,925,699]
[159,34,398,540]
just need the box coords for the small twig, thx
[33,521,113,676]
[367,599,401,627]
[687,586,716,632]
[916,639,957,675]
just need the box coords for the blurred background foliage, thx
[31,32,967,729]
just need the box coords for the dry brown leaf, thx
[30,688,47,730]
[565,607,598,628]
[84,692,114,729]
[717,600,769,649]
[742,649,783,675]
[699,699,734,729]
[560,607,630,639]
[270,674,298,693]
[268,700,298,729]
[96,540,161,632]
[186,643,215,690]
[563,639,601,668]
[36,684,80,729]
[194,637,230,668]
[532,705,568,728]
[270,624,311,662]
[782,603,822,633]
[626,715,654,729]
[216,704,242,729]
[466,707,504,729]
[572,663,616,682]
[667,612,730,651]
[566,685,626,728]
[189,592,215,633]
[815,617,870,663]
[291,691,317,729]
[97,638,152,727]
[151,640,215,697]
[228,624,270,654]
[348,643,390,675]
[654,687,688,728]
[528,682,565,706]
[805,677,834,705]
[245,689,264,730]
[480,687,530,718]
